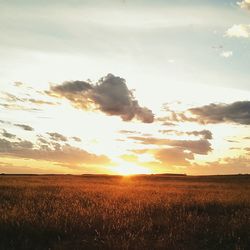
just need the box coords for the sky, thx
[0,0,249,175]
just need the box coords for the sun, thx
[112,163,152,176]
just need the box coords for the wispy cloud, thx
[129,136,212,155]
[159,129,213,140]
[14,124,34,131]
[1,92,57,106]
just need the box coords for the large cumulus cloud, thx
[49,74,154,123]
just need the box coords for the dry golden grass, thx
[0,174,249,249]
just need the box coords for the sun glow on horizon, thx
[111,163,152,176]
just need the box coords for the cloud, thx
[1,92,57,107]
[188,101,250,125]
[120,154,139,162]
[159,129,213,140]
[14,82,24,87]
[230,147,241,150]
[156,111,197,124]
[1,129,16,139]
[131,147,194,167]
[186,130,212,140]
[0,137,110,166]
[0,161,55,175]
[37,137,49,145]
[119,130,139,134]
[212,45,223,50]
[168,139,212,155]
[49,74,154,123]
[47,132,68,142]
[192,156,250,171]
[156,117,177,126]
[14,124,34,131]
[219,156,250,167]
[0,121,34,132]
[154,148,194,166]
[0,120,11,125]
[225,24,250,38]
[129,136,212,155]
[0,103,41,111]
[0,138,13,152]
[0,138,33,153]
[220,51,233,58]
[162,122,176,126]
[51,80,92,93]
[237,0,250,10]
[188,156,250,175]
[72,136,81,142]
[226,139,239,143]
[28,99,57,105]
[159,101,250,125]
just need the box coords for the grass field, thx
[0,174,249,250]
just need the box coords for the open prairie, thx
[0,174,249,250]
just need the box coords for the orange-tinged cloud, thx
[129,136,212,155]
[0,137,110,167]
[131,147,194,167]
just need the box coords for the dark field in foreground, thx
[0,175,249,250]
